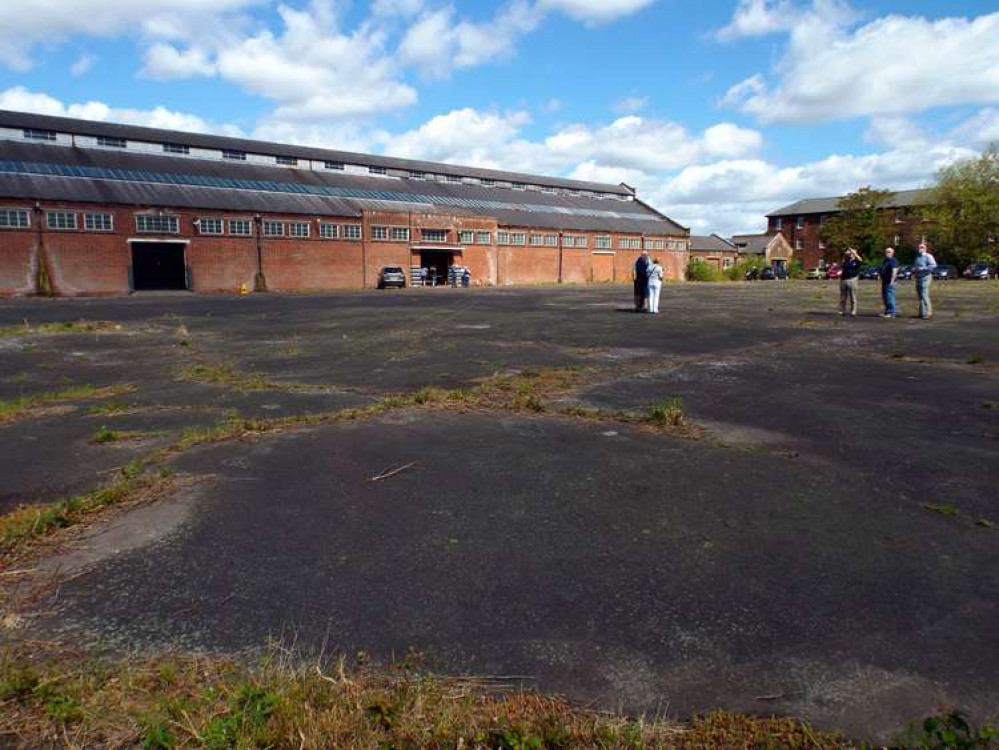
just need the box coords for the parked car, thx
[825,263,843,279]
[859,265,881,280]
[759,266,776,280]
[806,267,825,280]
[963,261,994,280]
[932,264,958,280]
[377,266,406,289]
[896,264,914,280]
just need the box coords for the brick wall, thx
[0,199,691,295]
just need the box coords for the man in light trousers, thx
[913,242,937,319]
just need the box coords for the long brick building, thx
[0,111,689,296]
[766,189,932,269]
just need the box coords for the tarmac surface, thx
[2,280,998,743]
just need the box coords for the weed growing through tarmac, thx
[924,503,959,517]
[87,401,133,416]
[0,319,121,338]
[904,710,998,750]
[648,397,687,428]
[0,384,136,424]
[967,355,986,365]
[0,643,848,749]
[177,363,272,392]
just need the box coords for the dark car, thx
[377,266,406,289]
[896,264,914,280]
[759,266,776,280]
[825,263,843,279]
[963,261,994,280]
[932,264,958,280]
[859,265,881,280]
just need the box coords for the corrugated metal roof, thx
[730,234,771,254]
[0,109,634,196]
[767,188,933,217]
[690,234,735,252]
[0,140,686,235]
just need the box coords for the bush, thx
[686,258,725,282]
[726,257,766,281]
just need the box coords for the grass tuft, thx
[0,644,849,749]
[0,384,136,424]
[648,397,687,428]
[0,319,120,338]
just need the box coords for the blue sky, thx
[0,0,997,235]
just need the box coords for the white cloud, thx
[950,108,999,149]
[0,0,263,70]
[212,3,417,120]
[399,3,541,79]
[715,0,795,41]
[143,43,215,79]
[613,96,648,114]
[69,53,95,76]
[0,86,243,135]
[722,6,999,124]
[536,0,658,25]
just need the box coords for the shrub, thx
[686,258,725,282]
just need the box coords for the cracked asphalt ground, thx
[2,280,998,744]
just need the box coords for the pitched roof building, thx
[764,188,933,268]
[689,234,738,270]
[0,110,689,296]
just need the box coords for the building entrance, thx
[419,250,457,286]
[131,242,188,290]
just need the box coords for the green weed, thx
[648,397,686,428]
[924,503,959,517]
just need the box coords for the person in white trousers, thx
[647,257,664,314]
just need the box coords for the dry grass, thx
[0,319,121,338]
[0,643,848,749]
[0,384,137,424]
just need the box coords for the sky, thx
[0,0,997,236]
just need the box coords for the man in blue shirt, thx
[913,242,937,319]
[879,246,899,317]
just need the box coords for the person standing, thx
[839,248,863,316]
[879,247,899,317]
[633,250,651,312]
[913,242,937,319]
[647,257,664,314]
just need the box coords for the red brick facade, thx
[0,200,690,296]
[768,208,930,269]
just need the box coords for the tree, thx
[818,186,896,262]
[927,144,999,268]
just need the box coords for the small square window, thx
[84,213,113,231]
[198,217,224,235]
[421,228,447,243]
[390,227,410,241]
[0,209,30,229]
[324,161,344,171]
[510,233,526,246]
[276,156,298,166]
[289,222,310,238]
[263,221,285,236]
[497,231,509,244]
[229,219,252,236]
[163,143,190,155]
[320,223,339,239]
[343,224,362,240]
[796,216,804,229]
[368,166,386,175]
[46,211,77,230]
[97,136,127,148]
[595,236,611,249]
[372,226,389,241]
[222,149,247,161]
[459,230,474,244]
[476,231,491,245]
[136,214,179,234]
[24,128,56,141]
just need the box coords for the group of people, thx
[633,250,665,314]
[839,242,937,319]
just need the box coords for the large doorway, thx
[131,242,188,290]
[420,250,456,286]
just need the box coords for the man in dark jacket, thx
[839,248,863,316]
[633,250,650,312]
[879,247,899,317]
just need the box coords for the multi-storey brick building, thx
[0,111,690,296]
[765,189,933,269]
